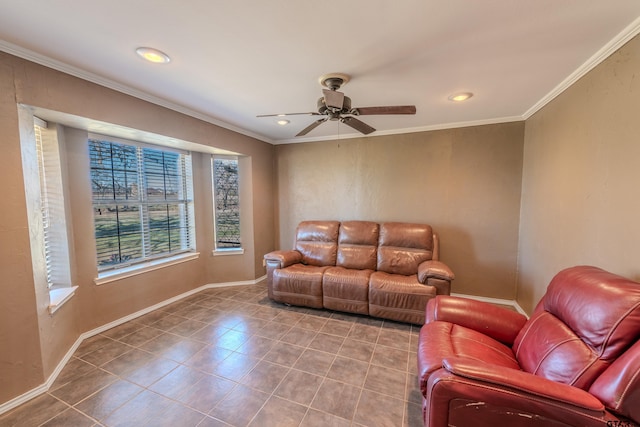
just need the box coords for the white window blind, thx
[89,135,195,271]
[34,121,72,288]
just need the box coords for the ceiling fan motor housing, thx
[317,95,351,115]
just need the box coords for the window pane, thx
[148,204,170,255]
[94,205,143,266]
[143,148,183,201]
[213,158,241,249]
[89,140,139,201]
[148,203,190,255]
[90,136,194,271]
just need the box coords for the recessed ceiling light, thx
[135,47,171,64]
[277,119,290,126]
[448,92,473,102]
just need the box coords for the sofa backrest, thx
[294,221,340,266]
[336,221,379,270]
[377,222,434,275]
[513,266,640,391]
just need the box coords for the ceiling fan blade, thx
[353,105,416,115]
[296,117,328,136]
[341,116,376,135]
[257,112,320,117]
[322,89,345,110]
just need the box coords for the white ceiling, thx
[1,1,640,144]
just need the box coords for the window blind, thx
[89,137,195,271]
[34,122,72,288]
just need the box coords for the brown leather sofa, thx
[417,266,640,427]
[264,220,454,324]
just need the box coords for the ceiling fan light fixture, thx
[135,47,171,64]
[277,119,290,125]
[448,92,473,102]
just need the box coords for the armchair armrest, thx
[426,296,527,345]
[264,250,302,269]
[442,356,604,411]
[418,260,454,282]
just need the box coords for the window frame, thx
[88,133,197,277]
[211,155,243,255]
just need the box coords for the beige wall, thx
[275,122,525,298]
[0,52,275,405]
[517,34,640,313]
[0,61,46,402]
[5,28,640,409]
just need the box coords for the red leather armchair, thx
[417,266,640,427]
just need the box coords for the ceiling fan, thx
[257,73,416,137]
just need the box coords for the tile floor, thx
[0,283,424,427]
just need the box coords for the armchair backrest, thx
[294,221,340,266]
[514,266,640,391]
[376,222,434,275]
[336,221,379,270]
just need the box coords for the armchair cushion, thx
[514,266,640,389]
[425,296,527,345]
[418,321,520,395]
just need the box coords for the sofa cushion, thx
[294,221,340,267]
[336,221,379,270]
[514,266,640,390]
[377,222,433,275]
[323,266,372,315]
[272,264,328,308]
[369,271,436,324]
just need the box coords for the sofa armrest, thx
[426,296,527,345]
[418,260,454,282]
[442,356,604,411]
[264,250,302,269]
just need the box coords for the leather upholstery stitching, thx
[532,336,584,377]
[369,303,422,315]
[617,364,640,408]
[514,314,542,360]
[323,296,367,305]
[599,300,640,357]
[452,332,517,366]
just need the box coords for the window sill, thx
[49,286,78,314]
[94,252,200,286]
[212,248,244,256]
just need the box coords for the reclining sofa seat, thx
[264,220,454,324]
[417,266,640,427]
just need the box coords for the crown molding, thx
[274,115,524,145]
[4,12,639,147]
[523,16,640,119]
[0,40,274,144]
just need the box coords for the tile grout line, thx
[5,285,421,427]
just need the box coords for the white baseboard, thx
[451,292,528,317]
[0,275,267,416]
